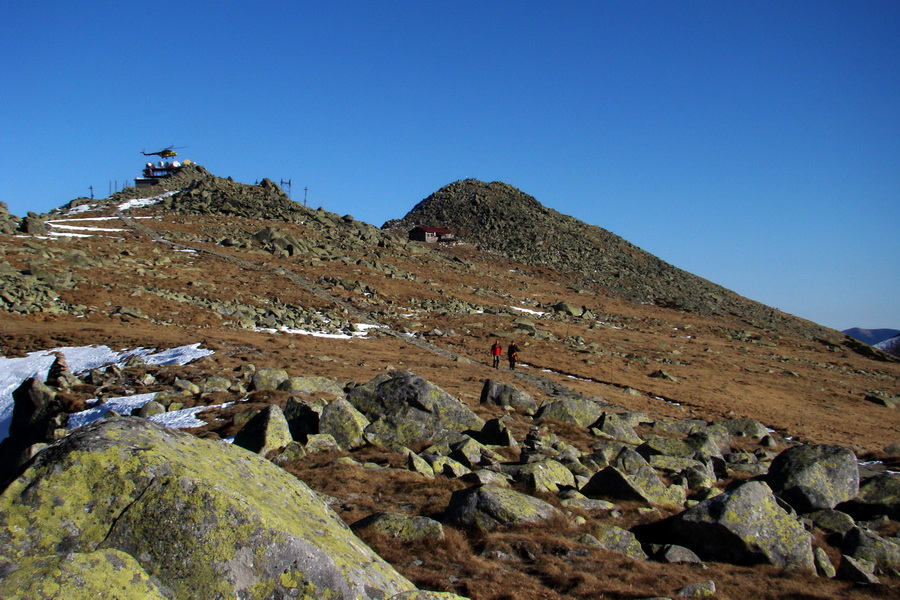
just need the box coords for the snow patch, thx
[0,344,213,442]
[116,190,177,212]
[510,306,546,316]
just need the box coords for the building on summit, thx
[408,226,455,243]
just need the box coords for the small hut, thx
[409,226,455,243]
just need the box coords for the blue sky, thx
[2,1,898,331]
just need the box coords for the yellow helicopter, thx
[141,146,184,159]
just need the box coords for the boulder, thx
[592,413,643,444]
[836,555,880,584]
[506,459,577,493]
[351,512,445,542]
[712,417,769,438]
[232,404,293,455]
[443,484,562,532]
[251,368,289,391]
[581,447,686,509]
[8,377,61,445]
[279,376,346,397]
[0,418,417,600]
[318,397,369,450]
[0,550,168,600]
[588,524,647,560]
[347,371,483,447]
[842,526,900,574]
[814,547,836,578]
[536,397,605,428]
[806,509,856,535]
[843,472,900,520]
[767,444,859,512]
[479,379,538,415]
[668,481,815,570]
[478,418,519,450]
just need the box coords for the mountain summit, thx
[385,179,829,340]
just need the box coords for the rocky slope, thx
[0,166,898,599]
[383,179,838,342]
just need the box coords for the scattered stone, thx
[676,580,716,598]
[814,547,836,578]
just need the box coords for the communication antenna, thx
[304,186,308,207]
[89,185,94,200]
[280,179,292,199]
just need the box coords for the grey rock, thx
[480,379,538,415]
[836,555,880,584]
[0,417,417,600]
[232,404,293,455]
[318,398,369,450]
[814,547,836,578]
[443,484,562,532]
[767,444,860,512]
[348,371,483,447]
[669,481,815,570]
[842,526,900,573]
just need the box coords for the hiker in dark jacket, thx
[507,341,519,370]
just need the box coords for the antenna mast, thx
[280,179,292,199]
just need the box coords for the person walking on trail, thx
[507,341,520,370]
[490,340,503,369]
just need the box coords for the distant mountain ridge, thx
[875,334,900,358]
[384,179,837,342]
[843,327,900,346]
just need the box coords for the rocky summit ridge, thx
[0,166,898,599]
[384,179,838,342]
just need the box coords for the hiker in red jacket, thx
[490,340,502,369]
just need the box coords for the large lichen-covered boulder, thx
[280,376,346,397]
[232,404,293,455]
[251,367,289,391]
[351,512,445,542]
[581,447,686,509]
[479,379,538,415]
[592,413,643,444]
[0,417,417,600]
[588,524,647,560]
[668,481,815,570]
[443,484,562,532]
[506,459,577,493]
[318,398,370,450]
[767,444,859,512]
[535,397,605,428]
[347,371,483,447]
[0,550,168,600]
